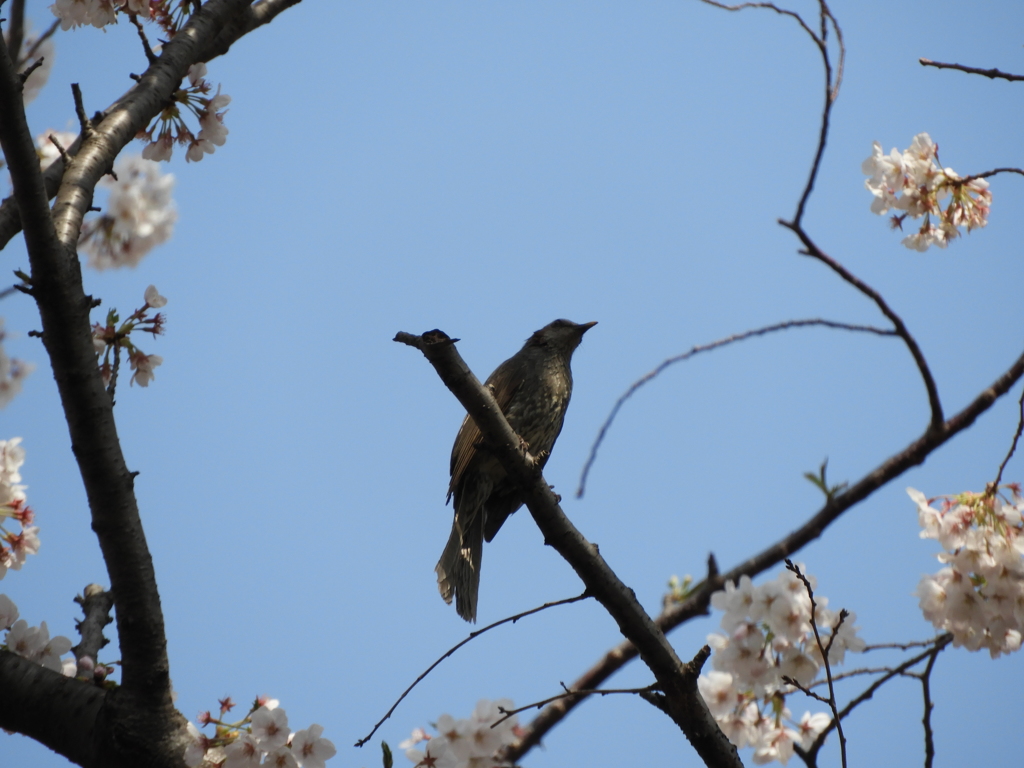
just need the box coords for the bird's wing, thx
[448,359,523,499]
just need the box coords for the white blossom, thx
[699,567,862,763]
[291,724,337,768]
[144,285,168,308]
[863,133,991,251]
[129,352,163,387]
[79,155,176,269]
[0,594,18,629]
[223,732,262,768]
[909,487,1024,658]
[251,705,290,750]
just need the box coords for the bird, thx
[435,319,597,622]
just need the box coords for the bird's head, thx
[527,319,598,355]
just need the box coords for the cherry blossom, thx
[698,567,862,764]
[129,351,164,387]
[291,724,337,768]
[137,65,232,163]
[909,486,1024,658]
[251,705,290,750]
[224,732,262,768]
[863,133,992,251]
[185,696,335,768]
[403,699,520,768]
[0,438,39,580]
[50,0,149,29]
[79,156,177,269]
[145,285,168,308]
[0,594,19,630]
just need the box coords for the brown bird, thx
[436,319,597,622]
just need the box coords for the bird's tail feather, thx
[435,511,484,623]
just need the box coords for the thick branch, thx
[6,0,26,73]
[0,651,105,765]
[0,25,63,265]
[397,330,742,768]
[0,2,300,766]
[51,0,255,247]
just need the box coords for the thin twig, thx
[919,644,942,768]
[128,13,159,65]
[107,342,122,401]
[862,639,945,652]
[782,230,944,430]
[48,133,72,166]
[781,676,831,706]
[992,388,1024,489]
[71,84,94,137]
[577,318,895,497]
[492,683,660,728]
[353,592,591,747]
[0,285,17,301]
[919,58,1024,82]
[786,560,846,768]
[698,1,845,227]
[963,167,1024,182]
[17,19,60,68]
[809,665,901,685]
[18,57,44,83]
[697,1,822,44]
[804,634,952,759]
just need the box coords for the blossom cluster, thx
[696,568,864,765]
[400,698,520,768]
[0,438,39,577]
[78,155,177,269]
[0,322,34,409]
[0,442,75,676]
[50,0,149,30]
[138,62,231,163]
[92,285,167,387]
[1,597,75,675]
[910,486,1024,658]
[862,132,991,251]
[184,697,336,768]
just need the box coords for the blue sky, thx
[3,1,1023,766]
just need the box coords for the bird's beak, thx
[579,321,598,333]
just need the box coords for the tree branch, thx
[397,329,743,768]
[782,228,944,430]
[5,0,26,74]
[503,348,1024,763]
[72,584,114,665]
[355,592,592,748]
[0,651,105,765]
[919,58,1024,82]
[578,318,896,497]
[0,0,306,252]
[0,2,302,765]
[803,634,952,760]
